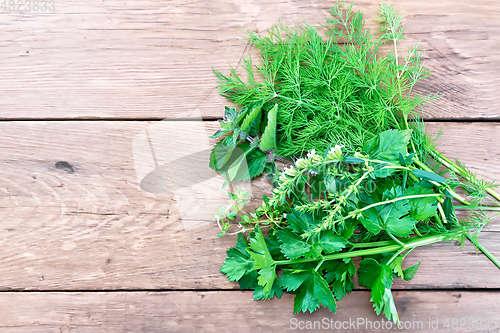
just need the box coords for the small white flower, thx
[306,149,317,159]
[309,170,318,175]
[284,165,297,176]
[295,158,308,169]
[327,144,344,160]
[283,213,287,218]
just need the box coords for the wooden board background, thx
[1,0,500,332]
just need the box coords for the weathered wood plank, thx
[0,0,499,120]
[0,121,499,290]
[0,291,498,332]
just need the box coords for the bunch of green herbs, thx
[210,1,500,323]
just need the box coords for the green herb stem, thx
[275,234,455,266]
[387,247,406,265]
[454,206,500,211]
[437,202,448,224]
[465,233,500,269]
[386,230,406,247]
[348,240,397,248]
[356,193,442,214]
[448,189,500,269]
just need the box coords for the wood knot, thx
[55,161,74,174]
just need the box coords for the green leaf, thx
[264,229,282,259]
[389,256,404,279]
[323,259,356,301]
[220,233,254,282]
[212,140,266,181]
[276,229,312,259]
[359,207,384,235]
[280,269,309,292]
[388,255,420,281]
[378,201,417,238]
[363,129,411,164]
[318,231,348,254]
[260,104,278,151]
[403,262,420,281]
[209,139,234,170]
[344,156,364,163]
[360,187,416,237]
[240,105,261,134]
[246,148,267,179]
[256,266,278,298]
[249,225,275,270]
[282,269,337,314]
[210,128,227,140]
[238,270,258,289]
[248,225,277,298]
[216,142,255,183]
[358,258,399,322]
[411,169,447,183]
[405,181,438,220]
[223,147,251,183]
[286,210,320,235]
[253,277,283,300]
[443,197,458,225]
[358,259,384,288]
[210,107,237,139]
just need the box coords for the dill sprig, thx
[213,1,433,159]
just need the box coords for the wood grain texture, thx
[0,291,498,332]
[1,0,500,120]
[0,121,499,290]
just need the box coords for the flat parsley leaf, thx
[323,258,356,301]
[249,225,275,270]
[358,258,399,322]
[220,233,254,281]
[276,228,347,259]
[363,129,411,165]
[405,181,438,220]
[249,225,277,297]
[360,199,416,238]
[378,201,417,238]
[403,262,421,281]
[253,278,283,300]
[276,228,312,259]
[286,210,321,235]
[319,231,348,254]
[359,207,384,235]
[281,269,337,314]
[389,256,421,282]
